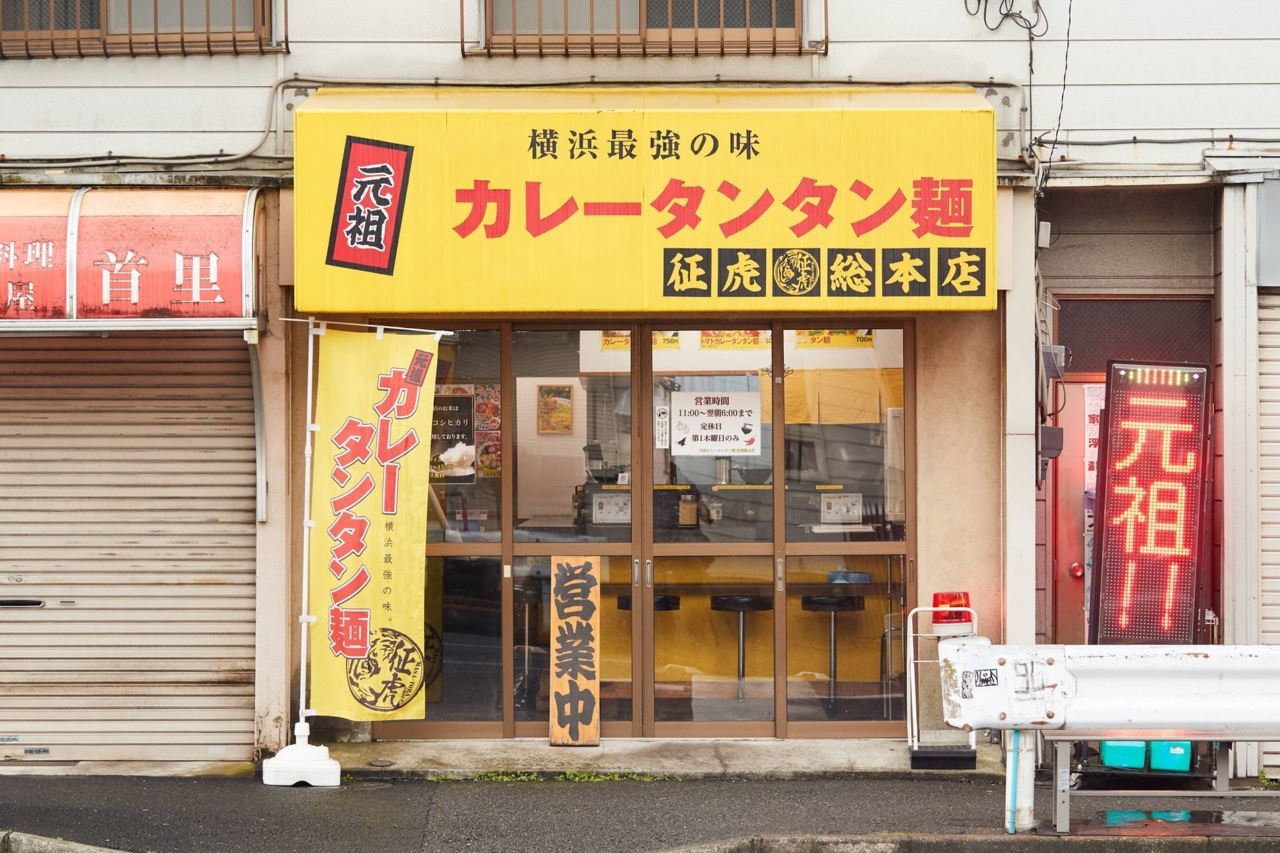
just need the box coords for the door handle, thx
[633,558,641,588]
[0,599,43,608]
[644,559,653,589]
[776,558,784,592]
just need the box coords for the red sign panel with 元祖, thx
[325,136,414,276]
[1092,362,1209,644]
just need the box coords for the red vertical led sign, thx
[1092,362,1208,644]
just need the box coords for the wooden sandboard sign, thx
[549,555,601,746]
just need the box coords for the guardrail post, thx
[1054,741,1072,833]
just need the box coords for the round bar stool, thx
[710,594,774,700]
[801,593,865,703]
[617,593,681,612]
[513,577,543,709]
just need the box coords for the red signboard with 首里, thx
[0,188,251,322]
[1092,362,1209,644]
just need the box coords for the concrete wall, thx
[916,309,1004,636]
[3,1,1279,168]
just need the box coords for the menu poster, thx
[700,329,768,350]
[475,383,502,478]
[431,387,476,484]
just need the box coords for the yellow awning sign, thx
[295,87,996,314]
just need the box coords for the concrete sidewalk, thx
[330,738,1004,780]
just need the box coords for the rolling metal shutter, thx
[1259,291,1280,775]
[0,332,256,763]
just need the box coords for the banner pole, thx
[296,316,319,740]
[263,317,341,787]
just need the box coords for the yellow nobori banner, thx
[294,87,996,314]
[308,329,439,721]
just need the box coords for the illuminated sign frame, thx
[1089,361,1210,645]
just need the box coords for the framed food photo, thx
[536,384,574,435]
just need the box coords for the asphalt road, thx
[3,775,1280,852]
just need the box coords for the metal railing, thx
[467,0,827,57]
[0,0,286,58]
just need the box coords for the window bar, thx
[692,0,699,56]
[75,0,87,58]
[99,0,108,56]
[588,0,595,57]
[665,0,671,56]
[126,0,136,57]
[614,0,620,57]
[0,3,8,60]
[22,0,33,60]
[485,0,497,56]
[794,0,801,56]
[770,0,777,56]
[640,0,647,56]
[19,0,34,60]
[47,0,57,59]
[822,0,828,55]
[560,0,567,57]
[532,0,542,56]
[283,0,289,51]
[152,0,160,56]
[255,0,265,53]
[179,0,189,55]
[744,0,751,56]
[717,0,724,56]
[232,0,241,55]
[459,0,466,56]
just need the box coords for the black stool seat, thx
[710,594,773,612]
[801,594,865,613]
[617,593,681,612]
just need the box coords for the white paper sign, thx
[1083,383,1105,492]
[821,492,863,524]
[671,391,762,456]
[655,405,671,450]
[592,491,632,524]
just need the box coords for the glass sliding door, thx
[510,328,638,736]
[643,328,778,735]
[780,327,911,737]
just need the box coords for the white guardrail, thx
[938,637,1280,834]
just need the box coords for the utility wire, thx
[1036,0,1073,195]
[965,0,1049,37]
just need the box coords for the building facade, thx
[0,0,1276,774]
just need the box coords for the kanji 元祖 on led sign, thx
[1095,365,1207,644]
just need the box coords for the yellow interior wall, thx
[784,555,897,685]
[785,368,905,425]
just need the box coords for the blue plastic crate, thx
[1100,740,1147,770]
[1149,741,1192,773]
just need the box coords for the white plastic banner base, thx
[263,742,341,787]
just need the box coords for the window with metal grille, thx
[480,0,820,56]
[1056,299,1212,376]
[0,0,280,57]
